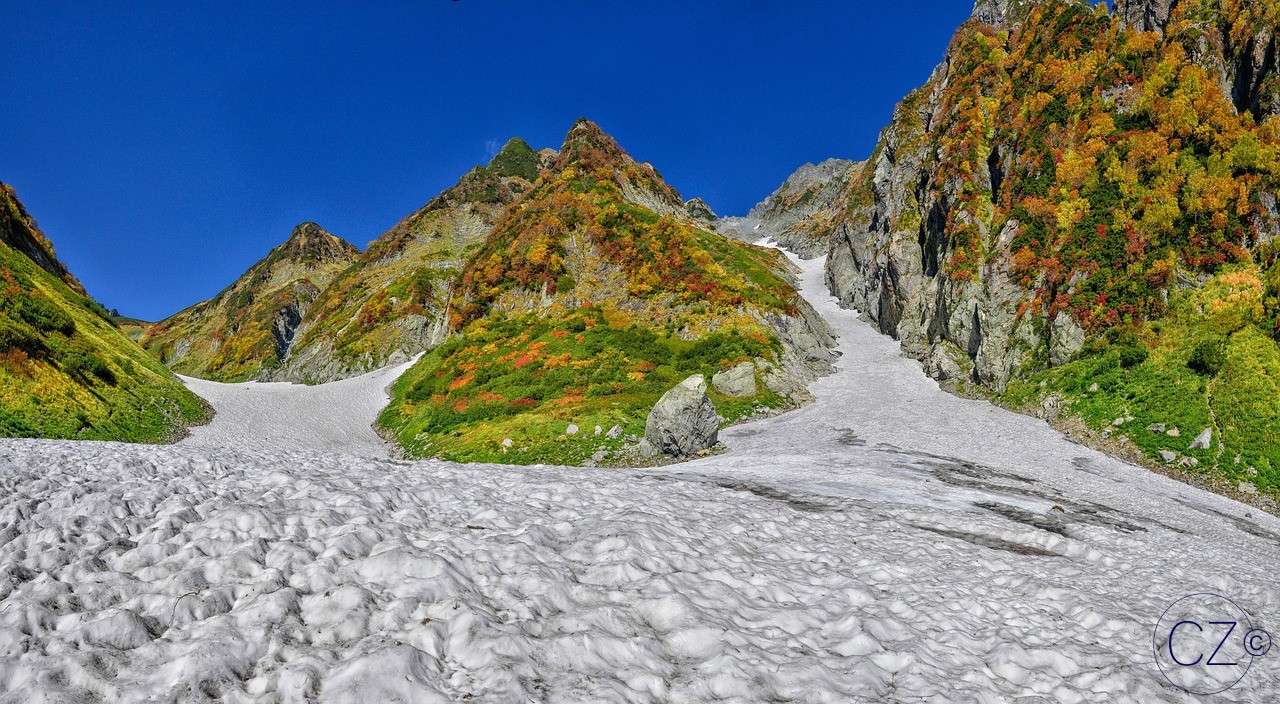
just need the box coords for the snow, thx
[2,251,1279,702]
[178,358,416,456]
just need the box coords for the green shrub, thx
[1117,343,1148,369]
[61,348,117,385]
[0,318,46,355]
[1188,338,1227,376]
[15,297,75,335]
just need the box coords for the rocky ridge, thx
[277,139,541,383]
[141,222,359,382]
[717,158,860,259]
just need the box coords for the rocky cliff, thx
[1116,0,1280,120]
[819,0,1280,493]
[717,159,861,258]
[141,222,359,382]
[1,183,209,440]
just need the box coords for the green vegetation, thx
[379,307,781,464]
[0,236,208,441]
[1003,265,1280,493]
[487,138,540,180]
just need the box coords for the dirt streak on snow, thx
[1,251,1278,702]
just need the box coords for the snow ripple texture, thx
[1,252,1279,702]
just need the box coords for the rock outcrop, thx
[644,375,721,458]
[718,159,860,259]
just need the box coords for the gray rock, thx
[1190,427,1213,450]
[1148,423,1166,434]
[644,375,720,458]
[637,438,659,459]
[1049,312,1085,366]
[565,423,579,436]
[926,341,969,383]
[716,159,859,259]
[606,425,623,439]
[712,362,758,397]
[1159,450,1179,464]
[1166,427,1181,438]
[1238,481,1260,496]
[684,197,717,223]
[1177,456,1200,468]
[1039,394,1064,422]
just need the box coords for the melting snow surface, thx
[1,252,1278,702]
[178,358,417,457]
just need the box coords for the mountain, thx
[277,138,541,383]
[0,183,209,440]
[805,0,1280,494]
[378,119,836,465]
[141,222,359,382]
[717,158,861,258]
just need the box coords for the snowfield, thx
[2,252,1279,702]
[178,358,417,457]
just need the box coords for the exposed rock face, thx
[1114,0,1176,33]
[645,375,720,457]
[824,91,1050,391]
[717,159,860,259]
[684,197,717,223]
[712,362,757,397]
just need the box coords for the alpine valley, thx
[2,0,1278,498]
[6,2,1280,702]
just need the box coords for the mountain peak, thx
[555,118,630,170]
[278,222,358,263]
[487,137,540,180]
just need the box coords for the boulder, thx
[712,362,757,397]
[644,375,720,458]
[1190,427,1213,450]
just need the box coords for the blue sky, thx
[2,1,971,320]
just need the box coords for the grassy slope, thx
[1003,263,1280,493]
[379,122,802,464]
[0,239,209,442]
